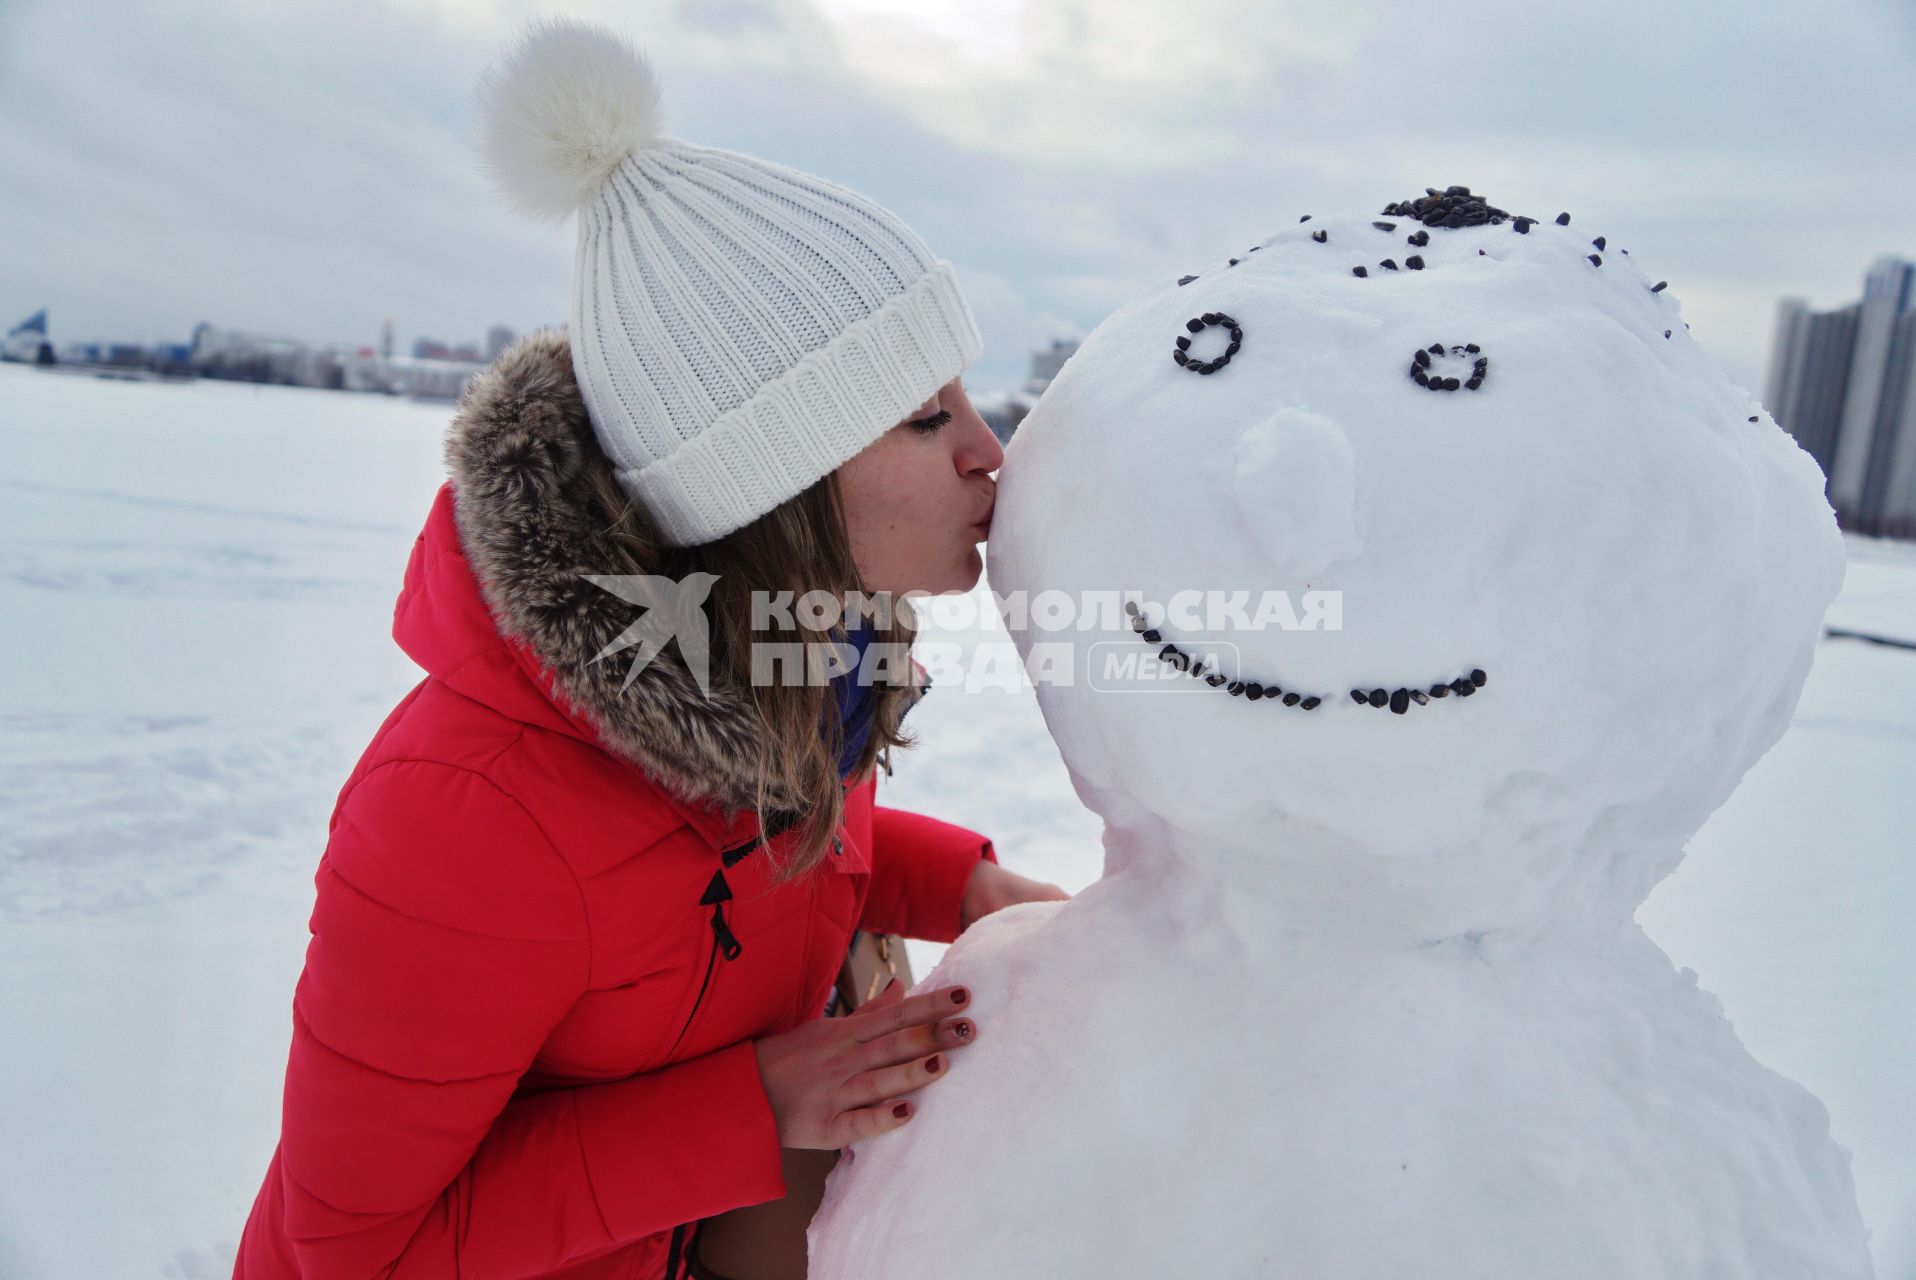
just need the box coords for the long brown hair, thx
[586,451,920,883]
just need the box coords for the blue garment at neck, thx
[829,620,886,779]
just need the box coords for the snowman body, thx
[809,189,1872,1278]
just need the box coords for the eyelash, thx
[907,409,953,433]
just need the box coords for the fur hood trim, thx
[442,327,785,813]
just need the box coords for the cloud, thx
[0,0,1909,398]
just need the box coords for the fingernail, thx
[893,1102,910,1118]
[951,1020,973,1041]
[950,988,968,1005]
[925,1055,942,1073]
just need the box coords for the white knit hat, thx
[472,17,985,546]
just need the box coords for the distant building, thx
[971,391,1030,444]
[1024,338,1079,396]
[966,338,1079,443]
[191,322,311,383]
[411,336,483,362]
[387,354,487,402]
[149,342,194,377]
[486,324,517,362]
[293,342,386,392]
[1765,298,1857,483]
[3,308,54,363]
[1767,257,1916,537]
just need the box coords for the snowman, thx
[807,187,1873,1278]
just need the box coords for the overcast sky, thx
[2,0,1911,395]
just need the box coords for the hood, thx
[393,326,788,814]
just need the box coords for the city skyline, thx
[2,307,528,370]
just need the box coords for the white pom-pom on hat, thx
[473,16,664,225]
[469,17,984,546]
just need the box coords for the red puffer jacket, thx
[233,330,996,1279]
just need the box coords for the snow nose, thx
[1229,407,1363,578]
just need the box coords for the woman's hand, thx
[959,859,1071,933]
[751,979,977,1149]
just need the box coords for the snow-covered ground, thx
[1,360,1910,1278]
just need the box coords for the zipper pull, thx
[701,869,743,960]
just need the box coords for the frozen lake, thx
[2,360,1911,1277]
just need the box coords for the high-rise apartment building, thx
[1766,257,1916,537]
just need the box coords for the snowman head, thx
[988,188,1843,925]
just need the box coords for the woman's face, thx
[836,376,1003,600]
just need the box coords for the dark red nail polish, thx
[925,1055,942,1073]
[951,989,968,1005]
[952,1021,973,1040]
[893,1102,910,1118]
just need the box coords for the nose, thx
[957,393,1005,475]
[1229,407,1362,577]
[976,426,1005,476]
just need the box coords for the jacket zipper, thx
[661,831,770,1061]
[660,809,829,1269]
[665,1222,687,1280]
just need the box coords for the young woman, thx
[232,18,1066,1280]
